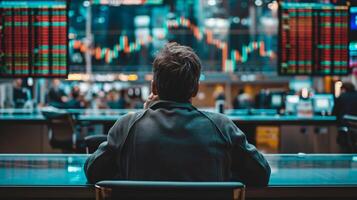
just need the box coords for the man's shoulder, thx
[199,110,235,127]
[117,110,147,125]
[108,110,147,144]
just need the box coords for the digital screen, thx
[312,94,334,113]
[69,0,278,73]
[350,6,357,70]
[285,94,299,113]
[279,1,350,75]
[286,95,299,104]
[0,0,68,77]
[271,94,283,107]
[315,99,329,109]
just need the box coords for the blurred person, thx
[233,88,253,109]
[85,43,270,186]
[117,89,128,109]
[333,82,357,152]
[255,89,270,109]
[12,79,31,108]
[47,79,68,108]
[107,90,120,109]
[65,86,84,109]
[333,82,357,123]
[91,91,108,109]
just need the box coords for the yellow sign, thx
[256,126,280,153]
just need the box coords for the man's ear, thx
[191,82,199,98]
[151,80,158,95]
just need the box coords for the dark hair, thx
[71,86,80,99]
[153,42,201,102]
[341,82,356,92]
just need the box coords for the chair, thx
[84,135,107,154]
[95,181,245,200]
[344,115,357,152]
[41,107,82,152]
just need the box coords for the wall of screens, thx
[0,0,68,78]
[278,0,350,76]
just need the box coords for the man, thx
[47,79,68,108]
[333,82,357,152]
[85,43,271,186]
[65,86,83,109]
[333,82,357,124]
[12,78,31,108]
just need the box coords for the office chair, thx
[41,107,83,152]
[344,115,357,153]
[84,135,107,153]
[95,181,245,200]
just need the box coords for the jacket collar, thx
[149,100,195,111]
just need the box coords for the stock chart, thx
[68,0,278,73]
[0,0,68,77]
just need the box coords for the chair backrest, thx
[84,135,107,153]
[344,115,357,152]
[41,108,76,151]
[95,181,245,200]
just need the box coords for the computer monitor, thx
[271,93,283,108]
[285,95,300,114]
[0,0,68,77]
[312,94,334,114]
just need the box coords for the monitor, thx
[312,94,334,114]
[0,0,68,77]
[285,94,299,113]
[278,0,350,76]
[271,93,283,108]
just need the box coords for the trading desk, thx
[0,154,356,200]
[0,108,338,153]
[0,108,337,125]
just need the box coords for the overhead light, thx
[207,0,217,6]
[255,0,263,7]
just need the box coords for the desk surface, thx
[0,154,356,199]
[0,154,356,186]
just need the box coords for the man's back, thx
[121,101,229,181]
[85,101,271,186]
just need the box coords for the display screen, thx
[286,95,299,104]
[0,0,68,77]
[278,0,350,76]
[312,94,334,112]
[350,6,357,70]
[68,0,278,73]
[316,99,329,108]
[271,94,283,107]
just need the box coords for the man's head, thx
[152,42,201,102]
[13,78,22,88]
[52,79,61,89]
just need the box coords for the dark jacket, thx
[333,91,357,125]
[84,101,271,186]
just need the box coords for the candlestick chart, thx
[68,0,278,73]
